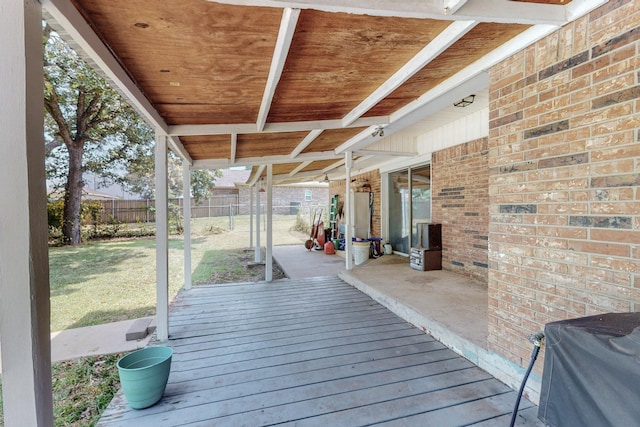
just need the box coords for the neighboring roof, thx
[214,168,252,188]
[45,0,600,184]
[47,187,121,201]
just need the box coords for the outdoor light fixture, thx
[454,94,475,107]
[371,125,385,138]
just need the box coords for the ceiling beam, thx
[288,160,313,177]
[248,165,266,186]
[256,8,300,132]
[335,23,557,155]
[290,129,323,158]
[230,134,237,164]
[192,150,340,169]
[322,159,345,174]
[456,0,608,24]
[42,0,191,163]
[341,20,477,127]
[169,115,388,137]
[355,150,418,157]
[205,0,577,25]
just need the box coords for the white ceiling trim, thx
[290,129,323,158]
[205,0,576,25]
[341,20,478,127]
[256,8,300,132]
[288,160,313,176]
[42,0,192,163]
[169,115,388,136]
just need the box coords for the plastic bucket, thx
[117,346,173,409]
[352,241,370,265]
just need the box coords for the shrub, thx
[290,211,310,234]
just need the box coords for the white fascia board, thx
[169,115,389,136]
[205,0,572,24]
[256,8,300,132]
[341,20,477,127]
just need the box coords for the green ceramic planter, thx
[117,346,173,409]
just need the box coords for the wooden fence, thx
[95,195,239,223]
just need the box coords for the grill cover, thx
[538,312,640,427]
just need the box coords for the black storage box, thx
[538,312,640,427]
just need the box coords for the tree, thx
[44,25,153,244]
[124,154,222,202]
[43,26,220,244]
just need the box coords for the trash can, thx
[352,241,370,265]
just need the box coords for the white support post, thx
[249,185,254,249]
[266,164,273,282]
[0,0,54,424]
[155,131,169,341]
[345,151,354,270]
[182,162,192,290]
[255,184,262,263]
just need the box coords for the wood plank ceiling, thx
[53,0,594,184]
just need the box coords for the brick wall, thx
[329,170,382,238]
[237,185,329,215]
[488,0,640,368]
[432,138,490,283]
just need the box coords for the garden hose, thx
[509,331,545,427]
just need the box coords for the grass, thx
[51,354,124,426]
[49,215,308,331]
[0,214,309,427]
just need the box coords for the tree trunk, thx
[63,145,84,245]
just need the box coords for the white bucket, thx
[352,241,370,265]
[383,243,393,255]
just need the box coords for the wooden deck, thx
[99,276,542,426]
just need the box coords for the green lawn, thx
[49,215,308,331]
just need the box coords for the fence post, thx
[208,198,211,218]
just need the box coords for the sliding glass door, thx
[388,170,410,254]
[411,164,431,248]
[387,164,431,255]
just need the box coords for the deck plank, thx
[99,277,542,426]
